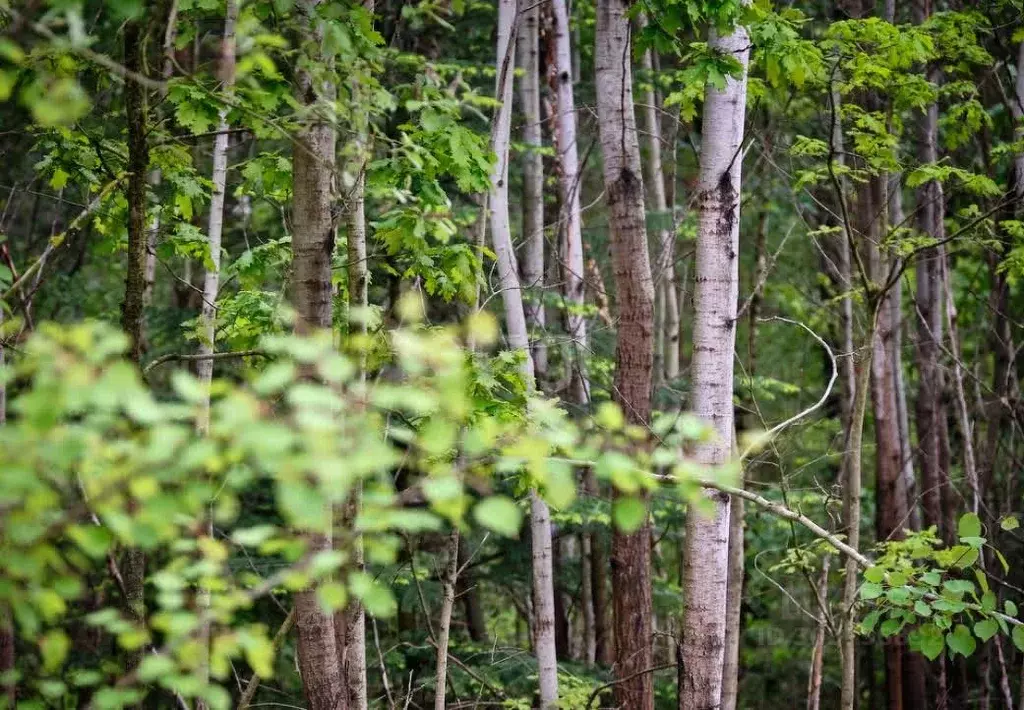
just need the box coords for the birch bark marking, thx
[680,14,749,710]
[490,0,533,379]
[196,0,238,430]
[490,2,558,704]
[595,1,654,707]
[551,0,590,405]
[291,1,345,707]
[517,0,546,379]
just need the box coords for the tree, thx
[595,1,655,706]
[680,9,750,709]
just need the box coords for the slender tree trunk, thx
[197,0,237,428]
[517,0,546,380]
[680,12,749,710]
[841,335,874,710]
[336,7,373,707]
[639,17,678,383]
[122,18,150,366]
[434,529,459,710]
[193,10,237,707]
[595,2,655,706]
[549,0,599,668]
[291,2,345,708]
[806,556,830,710]
[143,0,179,307]
[490,3,558,704]
[121,16,150,680]
[551,0,590,406]
[941,256,980,513]
[912,0,948,542]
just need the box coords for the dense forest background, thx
[1,0,1023,708]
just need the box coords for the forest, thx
[0,0,1023,707]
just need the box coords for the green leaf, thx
[1005,600,1018,618]
[958,512,982,539]
[860,582,884,600]
[1013,624,1024,653]
[473,496,522,538]
[864,566,885,583]
[39,630,69,673]
[349,571,396,618]
[910,624,945,661]
[974,619,999,642]
[1000,516,1019,531]
[613,498,647,533]
[861,610,881,633]
[947,624,977,657]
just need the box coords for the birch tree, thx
[680,12,749,710]
[489,1,558,705]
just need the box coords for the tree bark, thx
[490,3,558,705]
[638,16,678,383]
[336,7,374,707]
[551,0,590,406]
[596,2,655,706]
[291,1,345,708]
[434,529,459,710]
[121,17,150,682]
[680,12,749,710]
[806,556,830,710]
[517,0,547,380]
[196,0,237,429]
[841,338,873,710]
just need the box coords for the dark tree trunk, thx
[595,1,655,706]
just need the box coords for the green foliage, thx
[857,517,1022,661]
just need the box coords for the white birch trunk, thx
[490,2,557,705]
[196,0,238,431]
[517,0,547,379]
[434,529,459,710]
[680,15,749,710]
[551,0,589,404]
[639,18,679,382]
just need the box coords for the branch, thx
[740,316,838,457]
[1,178,122,304]
[585,663,675,709]
[142,350,268,375]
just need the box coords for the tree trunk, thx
[551,0,590,405]
[336,6,373,706]
[490,3,558,705]
[806,556,830,710]
[517,0,546,380]
[680,12,749,710]
[434,529,459,710]
[639,16,678,383]
[841,337,874,710]
[196,0,237,428]
[595,1,655,706]
[291,2,345,708]
[121,17,150,680]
